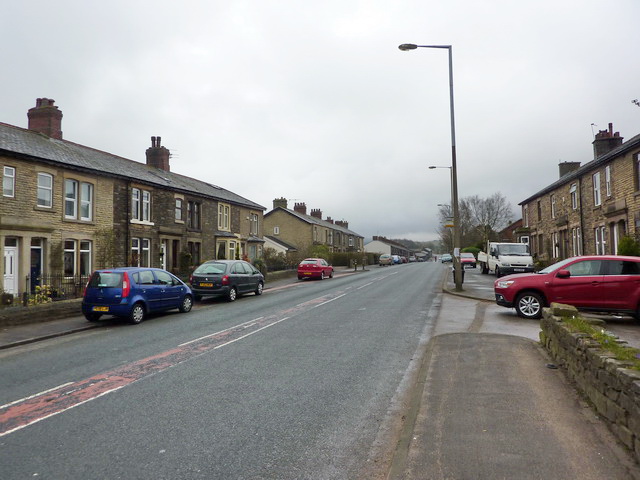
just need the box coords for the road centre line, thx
[179,317,264,346]
[314,294,347,307]
[357,282,374,290]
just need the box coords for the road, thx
[1,262,637,479]
[0,262,441,479]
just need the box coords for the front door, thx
[30,241,43,293]
[3,244,18,296]
[160,240,168,271]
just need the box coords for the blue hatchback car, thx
[82,267,193,324]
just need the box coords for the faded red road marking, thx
[0,290,347,437]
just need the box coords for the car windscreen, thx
[497,244,529,255]
[193,263,227,275]
[300,260,318,265]
[88,272,123,288]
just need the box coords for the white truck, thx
[477,242,535,277]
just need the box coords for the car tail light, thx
[222,275,230,286]
[122,272,131,298]
[82,273,94,297]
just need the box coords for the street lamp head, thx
[398,43,418,51]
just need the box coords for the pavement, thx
[2,264,640,478]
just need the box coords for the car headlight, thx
[497,280,515,289]
[499,262,511,267]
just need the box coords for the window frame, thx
[64,179,78,219]
[80,182,93,221]
[175,198,183,222]
[593,172,601,206]
[37,172,53,208]
[3,166,15,197]
[218,203,230,231]
[250,213,259,235]
[550,195,556,219]
[63,239,77,276]
[187,201,201,230]
[605,165,611,198]
[570,183,577,210]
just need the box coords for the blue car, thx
[82,267,193,324]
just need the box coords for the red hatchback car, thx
[494,255,640,319]
[298,258,334,280]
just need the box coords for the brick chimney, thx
[273,197,288,209]
[558,161,581,178]
[593,123,623,159]
[310,208,322,219]
[336,220,349,229]
[326,216,334,224]
[27,98,63,139]
[294,202,307,215]
[145,136,170,171]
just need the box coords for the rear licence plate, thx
[93,306,109,312]
[514,268,525,272]
[200,283,214,287]
[304,272,312,275]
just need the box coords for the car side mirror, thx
[556,270,571,278]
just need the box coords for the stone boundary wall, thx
[540,304,640,463]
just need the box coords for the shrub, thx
[617,236,640,257]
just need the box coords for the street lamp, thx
[400,43,463,291]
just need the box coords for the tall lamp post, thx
[399,43,462,291]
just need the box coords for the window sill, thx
[64,218,95,225]
[34,206,56,213]
[130,219,155,226]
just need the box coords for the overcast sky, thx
[4,1,640,241]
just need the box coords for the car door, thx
[154,270,182,309]
[547,259,604,308]
[229,262,249,293]
[135,270,162,311]
[600,259,640,310]
[240,261,259,291]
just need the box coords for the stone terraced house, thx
[1,98,265,298]
[263,198,364,255]
[519,123,640,263]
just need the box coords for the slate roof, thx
[519,132,640,206]
[0,122,265,210]
[264,207,363,238]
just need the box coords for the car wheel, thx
[515,292,544,319]
[179,295,193,313]
[227,286,237,302]
[495,267,502,278]
[84,313,102,322]
[298,275,303,280]
[320,271,325,280]
[481,263,489,274]
[255,282,263,296]
[129,303,145,324]
[329,270,333,278]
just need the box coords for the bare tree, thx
[463,193,514,246]
[437,193,514,250]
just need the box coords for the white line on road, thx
[0,382,74,410]
[179,317,264,346]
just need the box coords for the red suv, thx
[494,255,640,319]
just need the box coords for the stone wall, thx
[540,304,640,462]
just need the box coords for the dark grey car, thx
[189,260,264,302]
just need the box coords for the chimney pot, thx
[145,135,171,171]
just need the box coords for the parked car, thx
[82,267,193,324]
[408,256,417,262]
[494,255,640,320]
[440,253,453,263]
[190,260,264,301]
[392,255,402,264]
[460,252,477,268]
[298,258,334,280]
[379,254,394,266]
